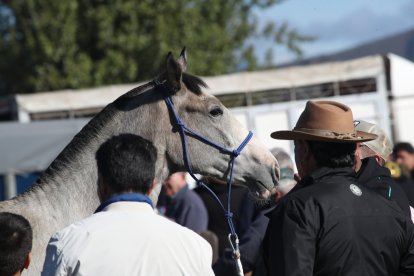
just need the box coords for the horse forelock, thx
[182,73,208,95]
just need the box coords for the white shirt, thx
[42,202,214,276]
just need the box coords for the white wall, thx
[392,98,414,143]
[390,54,414,98]
[389,54,414,143]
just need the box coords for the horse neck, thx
[16,95,169,218]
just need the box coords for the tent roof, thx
[0,119,88,174]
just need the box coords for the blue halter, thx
[154,80,252,235]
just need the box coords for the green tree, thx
[0,0,313,95]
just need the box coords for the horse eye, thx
[209,107,223,117]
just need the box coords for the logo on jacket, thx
[349,184,362,196]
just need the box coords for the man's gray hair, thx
[270,147,296,193]
[270,147,294,169]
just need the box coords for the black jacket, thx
[194,183,255,256]
[395,174,414,207]
[356,157,411,216]
[264,167,414,276]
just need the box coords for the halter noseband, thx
[154,80,252,275]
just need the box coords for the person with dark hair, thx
[264,101,414,276]
[0,212,32,276]
[42,134,214,276]
[394,142,414,179]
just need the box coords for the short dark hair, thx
[308,140,356,168]
[0,212,32,276]
[96,134,157,194]
[393,142,414,155]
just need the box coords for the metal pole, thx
[4,172,17,199]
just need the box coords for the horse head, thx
[158,48,279,199]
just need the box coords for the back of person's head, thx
[96,134,157,195]
[392,142,414,171]
[354,120,392,163]
[354,120,392,161]
[0,212,32,276]
[308,141,356,168]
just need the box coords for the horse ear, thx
[177,47,187,72]
[166,52,182,92]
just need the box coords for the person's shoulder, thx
[52,213,107,243]
[185,189,206,205]
[157,214,210,244]
[156,213,193,231]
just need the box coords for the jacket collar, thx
[300,166,356,187]
[356,157,391,184]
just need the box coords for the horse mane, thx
[182,73,208,94]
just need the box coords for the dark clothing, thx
[213,207,272,275]
[264,166,414,276]
[195,184,255,256]
[395,175,414,207]
[356,157,411,216]
[165,185,208,232]
[196,182,271,275]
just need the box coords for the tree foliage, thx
[0,0,313,95]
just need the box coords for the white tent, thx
[0,119,89,174]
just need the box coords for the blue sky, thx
[255,0,414,64]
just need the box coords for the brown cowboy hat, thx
[271,101,377,143]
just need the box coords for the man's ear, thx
[302,140,311,159]
[97,175,110,202]
[24,252,31,269]
[302,140,317,170]
[374,155,383,165]
[147,178,157,196]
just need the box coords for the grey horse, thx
[0,49,279,275]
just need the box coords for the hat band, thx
[294,127,359,140]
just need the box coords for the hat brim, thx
[270,130,377,143]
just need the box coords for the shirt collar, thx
[102,201,155,213]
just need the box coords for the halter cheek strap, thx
[154,80,252,276]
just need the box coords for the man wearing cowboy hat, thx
[263,101,414,276]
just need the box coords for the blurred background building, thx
[2,50,414,199]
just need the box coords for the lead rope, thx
[155,80,249,275]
